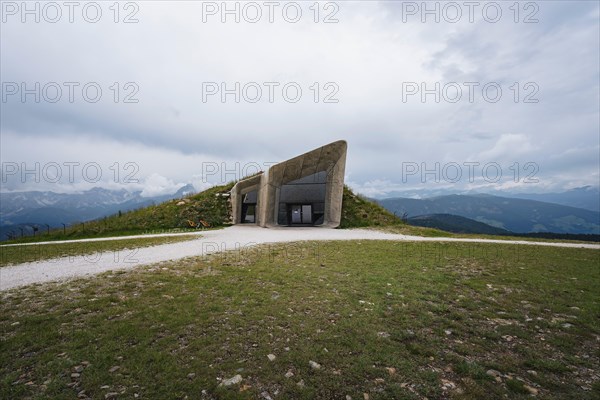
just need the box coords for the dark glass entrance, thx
[277,171,327,226]
[290,204,313,224]
[241,190,258,223]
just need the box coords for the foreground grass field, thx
[1,241,598,399]
[0,235,198,267]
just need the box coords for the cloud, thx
[139,173,184,197]
[476,134,536,161]
[1,1,598,195]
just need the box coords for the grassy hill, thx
[78,183,234,233]
[17,183,596,244]
[3,183,235,243]
[340,186,403,228]
[4,184,410,243]
[97,183,405,232]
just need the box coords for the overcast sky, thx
[1,0,598,198]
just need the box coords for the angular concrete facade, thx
[230,140,347,228]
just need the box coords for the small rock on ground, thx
[219,374,243,387]
[486,369,501,377]
[524,385,538,395]
[261,391,273,400]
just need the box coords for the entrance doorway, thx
[290,204,312,225]
[242,203,256,223]
[241,190,258,223]
[277,171,326,226]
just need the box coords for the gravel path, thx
[1,225,598,291]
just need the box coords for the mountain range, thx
[379,193,600,235]
[376,186,599,212]
[406,214,511,235]
[0,184,195,240]
[506,186,599,212]
[2,185,599,240]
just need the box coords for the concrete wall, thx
[230,140,347,228]
[230,173,262,225]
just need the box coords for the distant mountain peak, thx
[0,185,196,234]
[175,184,196,197]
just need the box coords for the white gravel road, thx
[1,225,598,291]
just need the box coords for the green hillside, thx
[339,188,454,237]
[5,183,411,243]
[106,183,404,232]
[79,183,234,234]
[340,186,403,228]
[3,183,234,243]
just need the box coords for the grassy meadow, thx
[1,240,598,399]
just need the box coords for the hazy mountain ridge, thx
[0,184,196,238]
[379,194,600,235]
[407,214,511,235]
[506,186,599,212]
[375,186,599,212]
